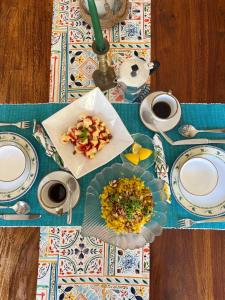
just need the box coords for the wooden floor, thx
[0,0,225,299]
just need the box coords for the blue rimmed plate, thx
[171,145,225,217]
[0,132,39,202]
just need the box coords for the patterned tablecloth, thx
[36,227,150,300]
[36,2,151,299]
[50,0,151,103]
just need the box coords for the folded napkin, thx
[153,134,171,203]
[33,120,65,169]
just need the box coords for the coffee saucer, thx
[37,171,80,215]
[140,91,182,132]
[171,146,225,217]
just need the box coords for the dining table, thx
[0,0,225,299]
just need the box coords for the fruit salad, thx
[62,114,112,159]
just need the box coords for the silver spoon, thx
[66,178,76,225]
[142,110,225,146]
[179,124,225,138]
[0,201,30,215]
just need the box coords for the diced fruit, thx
[91,139,98,146]
[98,142,105,151]
[139,148,153,161]
[124,153,140,165]
[132,143,142,154]
[93,130,100,138]
[83,118,92,127]
[86,147,97,158]
[80,141,88,146]
[62,115,112,159]
[74,129,82,136]
[61,133,70,142]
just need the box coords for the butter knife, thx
[159,130,225,146]
[0,214,41,220]
[174,138,225,145]
[144,112,225,146]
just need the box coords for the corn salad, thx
[100,177,153,233]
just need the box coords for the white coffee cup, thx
[148,91,181,132]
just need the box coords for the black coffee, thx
[153,102,171,119]
[48,183,66,203]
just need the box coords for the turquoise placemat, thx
[0,103,225,229]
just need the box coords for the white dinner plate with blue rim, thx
[171,145,225,217]
[0,132,38,202]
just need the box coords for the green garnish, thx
[79,128,88,141]
[109,194,119,203]
[143,206,150,216]
[121,196,141,220]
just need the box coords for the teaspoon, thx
[66,178,76,225]
[0,201,30,215]
[179,124,225,138]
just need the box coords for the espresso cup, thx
[148,91,181,132]
[39,180,68,209]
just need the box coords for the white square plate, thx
[43,88,133,178]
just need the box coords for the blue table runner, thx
[0,103,225,229]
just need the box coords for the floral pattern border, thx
[50,0,151,103]
[171,146,225,217]
[36,227,150,300]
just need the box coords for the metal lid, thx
[118,58,149,88]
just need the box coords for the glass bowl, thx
[81,163,168,250]
[120,133,155,170]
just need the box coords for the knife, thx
[158,130,225,146]
[142,111,225,146]
[0,214,41,220]
[173,138,225,145]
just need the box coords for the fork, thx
[177,216,225,228]
[0,121,31,129]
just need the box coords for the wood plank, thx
[0,0,51,299]
[150,230,225,300]
[0,228,40,300]
[151,1,225,299]
[151,0,225,102]
[0,0,53,103]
